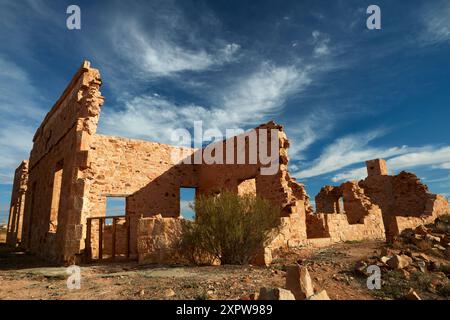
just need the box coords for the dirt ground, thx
[0,241,384,300]
[0,239,448,300]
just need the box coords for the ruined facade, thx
[314,159,450,241]
[6,61,450,265]
[6,160,29,246]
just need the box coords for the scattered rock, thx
[417,260,427,273]
[414,225,429,236]
[307,290,331,300]
[380,247,393,256]
[380,256,390,265]
[164,288,175,298]
[387,254,412,270]
[354,260,368,275]
[258,287,295,300]
[426,234,441,243]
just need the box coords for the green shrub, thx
[181,191,280,265]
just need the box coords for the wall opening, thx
[49,160,63,233]
[105,197,127,225]
[180,187,196,221]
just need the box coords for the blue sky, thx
[1,0,450,223]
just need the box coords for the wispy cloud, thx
[421,1,450,44]
[312,30,330,57]
[286,110,334,160]
[330,146,450,182]
[112,21,240,77]
[0,57,44,120]
[294,129,411,179]
[0,57,43,183]
[433,162,450,170]
[99,62,313,141]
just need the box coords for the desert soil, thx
[0,241,385,300]
[0,239,448,300]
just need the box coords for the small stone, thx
[414,225,429,236]
[426,234,441,243]
[354,260,368,275]
[387,254,411,270]
[258,287,295,300]
[400,269,410,280]
[405,289,421,300]
[380,256,390,265]
[417,260,427,273]
[249,293,259,300]
[307,290,331,300]
[164,289,175,297]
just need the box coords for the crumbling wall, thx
[197,122,311,253]
[315,185,343,214]
[20,61,104,263]
[315,159,450,242]
[323,208,385,242]
[360,163,449,240]
[311,181,386,242]
[6,160,28,246]
[392,194,450,236]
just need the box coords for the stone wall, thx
[324,208,385,242]
[20,61,104,263]
[81,135,198,256]
[360,168,449,240]
[315,159,450,242]
[136,215,188,264]
[6,160,28,246]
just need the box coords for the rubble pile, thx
[354,215,450,300]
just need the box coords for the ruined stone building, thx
[6,61,450,265]
[313,159,450,241]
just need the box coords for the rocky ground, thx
[0,217,449,300]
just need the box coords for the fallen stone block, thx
[285,265,314,300]
[387,254,412,270]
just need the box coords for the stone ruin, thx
[312,159,450,243]
[5,61,450,266]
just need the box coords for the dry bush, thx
[181,191,280,265]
